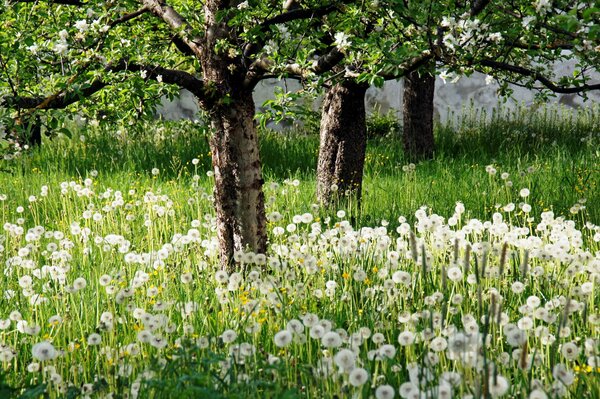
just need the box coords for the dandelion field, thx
[0,107,599,398]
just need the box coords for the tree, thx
[309,0,436,205]
[316,80,368,204]
[0,0,353,270]
[314,0,600,204]
[403,67,435,160]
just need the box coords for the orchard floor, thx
[0,108,598,398]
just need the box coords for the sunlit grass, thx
[0,105,598,398]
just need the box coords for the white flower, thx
[522,16,536,28]
[488,375,509,396]
[32,341,58,361]
[274,330,293,347]
[54,42,69,56]
[221,329,237,344]
[237,0,249,9]
[552,363,574,386]
[73,277,87,290]
[0,349,15,363]
[156,74,163,83]
[309,324,325,339]
[87,333,101,346]
[321,331,342,348]
[489,32,502,43]
[27,44,39,55]
[378,344,397,359]
[334,349,356,371]
[529,389,548,399]
[398,331,415,346]
[27,362,40,373]
[74,19,89,32]
[141,70,148,79]
[520,188,530,198]
[447,267,463,282]
[439,70,452,84]
[560,342,580,361]
[430,337,448,352]
[375,384,395,399]
[348,367,369,386]
[535,0,551,13]
[333,32,352,51]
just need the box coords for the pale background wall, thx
[156,62,600,125]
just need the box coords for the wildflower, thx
[321,331,342,348]
[87,333,101,346]
[32,341,58,361]
[27,362,40,372]
[274,330,293,348]
[398,331,415,346]
[180,272,193,284]
[221,329,237,344]
[334,349,356,371]
[348,367,369,386]
[488,375,509,397]
[379,344,397,359]
[430,337,448,352]
[447,266,463,282]
[561,342,580,361]
[310,325,326,339]
[529,389,548,399]
[552,363,574,386]
[73,277,87,290]
[399,382,418,398]
[375,385,395,399]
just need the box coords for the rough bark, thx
[207,93,267,271]
[317,80,368,205]
[403,70,435,160]
[201,0,267,271]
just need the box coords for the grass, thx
[0,104,598,398]
[5,103,599,224]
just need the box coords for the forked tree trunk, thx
[317,80,368,205]
[403,70,435,160]
[207,92,267,271]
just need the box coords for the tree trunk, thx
[403,70,435,160]
[317,80,368,205]
[201,1,267,271]
[207,92,267,271]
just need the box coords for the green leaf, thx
[59,127,72,138]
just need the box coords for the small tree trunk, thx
[208,92,267,271]
[317,80,368,205]
[403,70,435,160]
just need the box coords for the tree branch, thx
[13,0,84,5]
[479,59,600,93]
[109,6,149,27]
[1,61,204,110]
[380,52,434,80]
[142,0,203,59]
[244,47,344,88]
[470,0,491,16]
[260,4,341,28]
[243,1,352,67]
